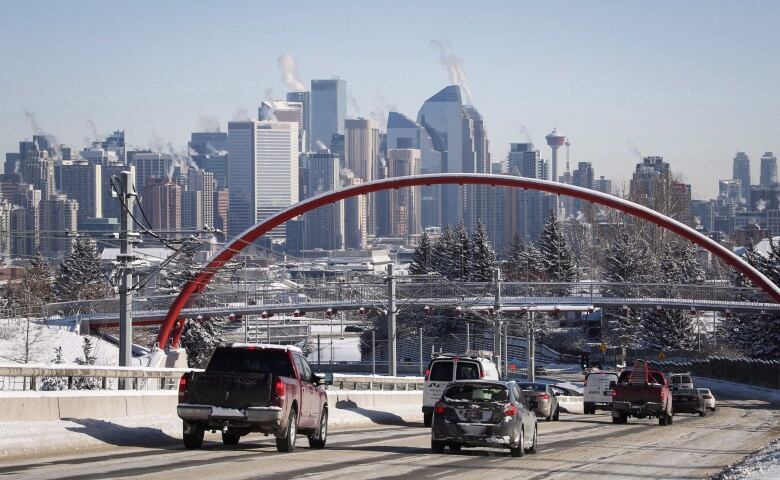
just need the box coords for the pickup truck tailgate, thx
[187,372,273,409]
[614,384,664,404]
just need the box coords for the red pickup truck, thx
[611,360,673,426]
[177,344,329,452]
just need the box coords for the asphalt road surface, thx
[1,392,777,480]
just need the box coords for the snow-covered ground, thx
[0,319,120,366]
[714,439,780,480]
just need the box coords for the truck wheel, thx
[659,413,672,426]
[584,403,594,415]
[424,412,432,428]
[222,431,240,446]
[431,439,445,454]
[510,428,524,457]
[276,408,298,453]
[308,408,328,449]
[183,422,204,449]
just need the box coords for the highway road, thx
[1,388,777,480]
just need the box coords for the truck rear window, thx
[456,361,480,380]
[206,348,294,377]
[672,376,692,384]
[430,361,454,381]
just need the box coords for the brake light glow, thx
[178,376,187,403]
[424,369,430,381]
[541,393,549,400]
[503,404,517,416]
[434,402,446,415]
[274,378,287,399]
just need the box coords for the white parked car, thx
[422,352,499,427]
[669,373,694,391]
[583,371,619,414]
[697,388,717,411]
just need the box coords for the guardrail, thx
[0,364,424,392]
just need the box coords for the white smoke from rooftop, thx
[259,101,277,121]
[24,110,46,136]
[314,140,329,152]
[369,94,396,132]
[86,118,101,141]
[348,92,361,116]
[277,53,307,92]
[429,39,473,104]
[233,108,250,121]
[757,199,767,211]
[197,115,221,132]
[627,140,643,159]
[518,125,533,144]
[165,141,201,177]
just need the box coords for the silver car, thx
[431,380,538,457]
[519,382,561,421]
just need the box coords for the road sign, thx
[658,351,666,361]
[599,343,607,353]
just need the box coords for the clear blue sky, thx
[1,0,778,199]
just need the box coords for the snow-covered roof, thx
[734,236,780,258]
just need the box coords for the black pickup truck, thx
[177,343,330,452]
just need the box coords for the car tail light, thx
[178,376,187,403]
[274,378,287,399]
[434,402,446,415]
[541,393,549,400]
[424,369,430,381]
[503,404,517,417]
[703,395,712,399]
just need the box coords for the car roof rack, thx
[432,350,494,359]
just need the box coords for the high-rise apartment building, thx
[129,151,173,193]
[310,79,346,149]
[630,156,692,225]
[593,176,613,195]
[732,152,751,202]
[21,145,55,199]
[186,169,215,230]
[142,177,181,232]
[189,132,228,189]
[59,162,102,226]
[227,120,299,239]
[304,152,343,250]
[286,91,311,152]
[760,152,777,187]
[343,177,367,250]
[387,149,422,240]
[40,194,78,256]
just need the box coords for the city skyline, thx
[2,1,779,200]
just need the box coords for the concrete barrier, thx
[0,390,422,422]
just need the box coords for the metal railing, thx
[0,364,424,392]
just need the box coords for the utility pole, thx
[493,268,502,377]
[419,328,424,375]
[528,311,536,382]
[371,330,376,376]
[387,264,397,377]
[466,323,470,352]
[117,171,136,388]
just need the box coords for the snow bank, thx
[0,320,120,366]
[713,439,780,480]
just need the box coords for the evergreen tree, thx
[469,221,496,281]
[73,337,100,390]
[430,226,455,278]
[536,212,576,284]
[181,319,223,368]
[40,347,67,391]
[53,239,110,302]
[157,249,200,296]
[453,222,471,281]
[409,232,433,276]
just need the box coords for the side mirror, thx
[322,372,334,386]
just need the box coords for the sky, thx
[1,0,778,199]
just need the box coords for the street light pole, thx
[117,171,136,387]
[493,268,502,376]
[387,264,397,376]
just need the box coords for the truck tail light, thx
[434,402,446,415]
[503,404,517,417]
[611,389,617,397]
[424,369,430,381]
[540,393,549,400]
[480,370,486,378]
[274,378,287,400]
[178,376,187,403]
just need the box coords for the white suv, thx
[422,352,499,427]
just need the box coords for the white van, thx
[669,373,694,391]
[583,371,619,414]
[422,352,499,427]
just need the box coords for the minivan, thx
[422,353,499,427]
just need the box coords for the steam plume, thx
[518,125,533,143]
[259,101,277,121]
[24,110,46,135]
[86,118,101,140]
[197,115,221,132]
[429,39,473,104]
[233,108,250,121]
[348,92,361,115]
[277,53,307,92]
[627,140,643,159]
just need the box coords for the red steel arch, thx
[157,173,780,348]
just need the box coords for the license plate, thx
[211,407,244,418]
[466,409,482,422]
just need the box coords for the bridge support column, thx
[493,268,502,377]
[387,264,397,377]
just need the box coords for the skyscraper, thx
[344,118,378,237]
[286,91,311,151]
[259,100,306,152]
[310,79,346,149]
[387,149,422,240]
[189,132,228,189]
[386,111,442,228]
[142,177,181,232]
[129,151,172,193]
[760,152,777,187]
[187,169,215,230]
[227,120,299,239]
[304,152,343,250]
[343,177,367,250]
[732,152,751,202]
[40,194,78,256]
[59,162,102,226]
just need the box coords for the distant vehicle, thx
[611,360,674,426]
[431,380,538,457]
[177,344,329,452]
[584,371,620,414]
[672,388,707,417]
[535,365,547,376]
[343,325,364,333]
[697,388,717,411]
[669,373,694,391]
[550,384,583,414]
[422,352,499,427]
[518,382,560,421]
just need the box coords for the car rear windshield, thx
[444,383,508,402]
[206,348,294,377]
[456,361,481,380]
[430,360,454,381]
[519,383,546,392]
[672,376,692,383]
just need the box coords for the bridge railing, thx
[0,364,423,392]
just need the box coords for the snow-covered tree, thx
[9,249,53,315]
[40,347,67,391]
[430,226,456,278]
[505,234,544,282]
[53,239,110,302]
[409,232,433,276]
[537,212,576,285]
[452,222,471,281]
[73,337,100,390]
[180,319,223,368]
[469,221,496,282]
[156,249,201,296]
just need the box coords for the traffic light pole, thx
[118,171,135,388]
